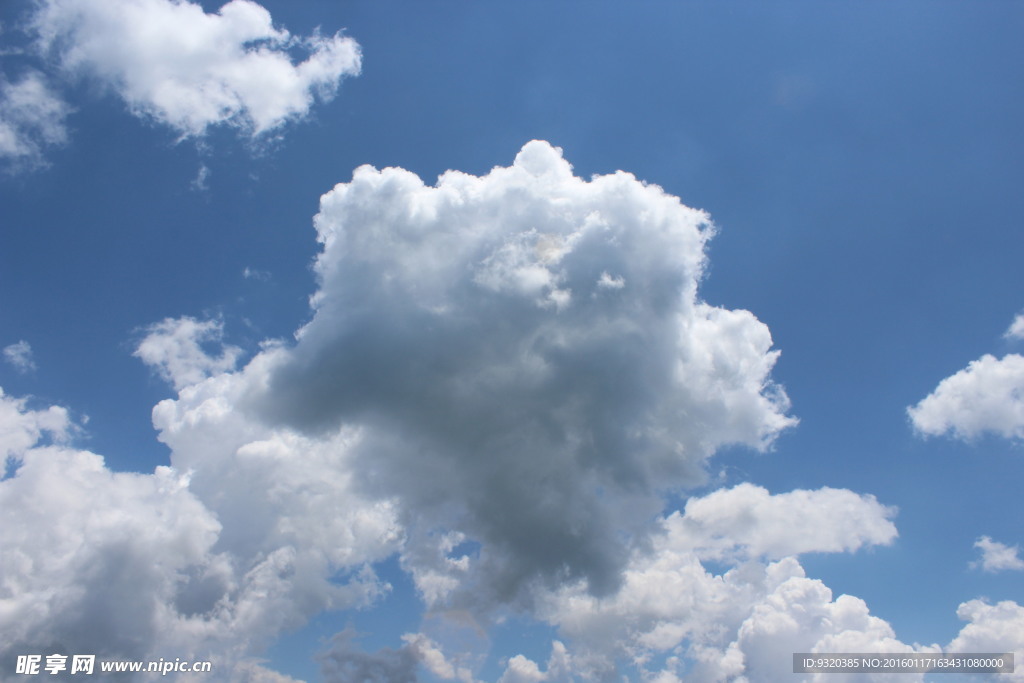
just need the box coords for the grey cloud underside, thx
[319,630,419,683]
[247,141,796,603]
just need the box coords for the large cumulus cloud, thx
[243,140,797,606]
[75,139,797,675]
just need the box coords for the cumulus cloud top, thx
[54,141,799,675]
[908,353,1024,441]
[31,0,361,138]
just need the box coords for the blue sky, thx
[1,2,1023,681]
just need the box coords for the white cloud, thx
[669,483,897,562]
[1006,313,1024,341]
[134,317,242,391]
[972,536,1024,573]
[191,162,211,191]
[247,140,796,608]
[47,141,791,676]
[0,70,69,169]
[720,568,926,683]
[501,507,1022,681]
[908,353,1024,441]
[947,600,1024,681]
[0,387,71,463]
[31,0,361,138]
[0,378,398,677]
[408,632,480,683]
[509,484,905,681]
[596,271,625,290]
[3,340,37,373]
[909,310,1024,442]
[18,142,1007,681]
[507,562,1024,681]
[515,558,928,682]
[0,443,223,661]
[243,266,271,281]
[498,642,572,683]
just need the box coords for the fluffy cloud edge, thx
[1005,313,1024,342]
[908,353,1024,441]
[0,381,399,677]
[2,0,362,174]
[908,310,1024,442]
[972,536,1024,573]
[30,0,361,139]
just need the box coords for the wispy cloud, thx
[3,340,37,374]
[0,72,69,171]
[134,317,241,391]
[190,163,210,192]
[243,266,271,281]
[1006,313,1024,342]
